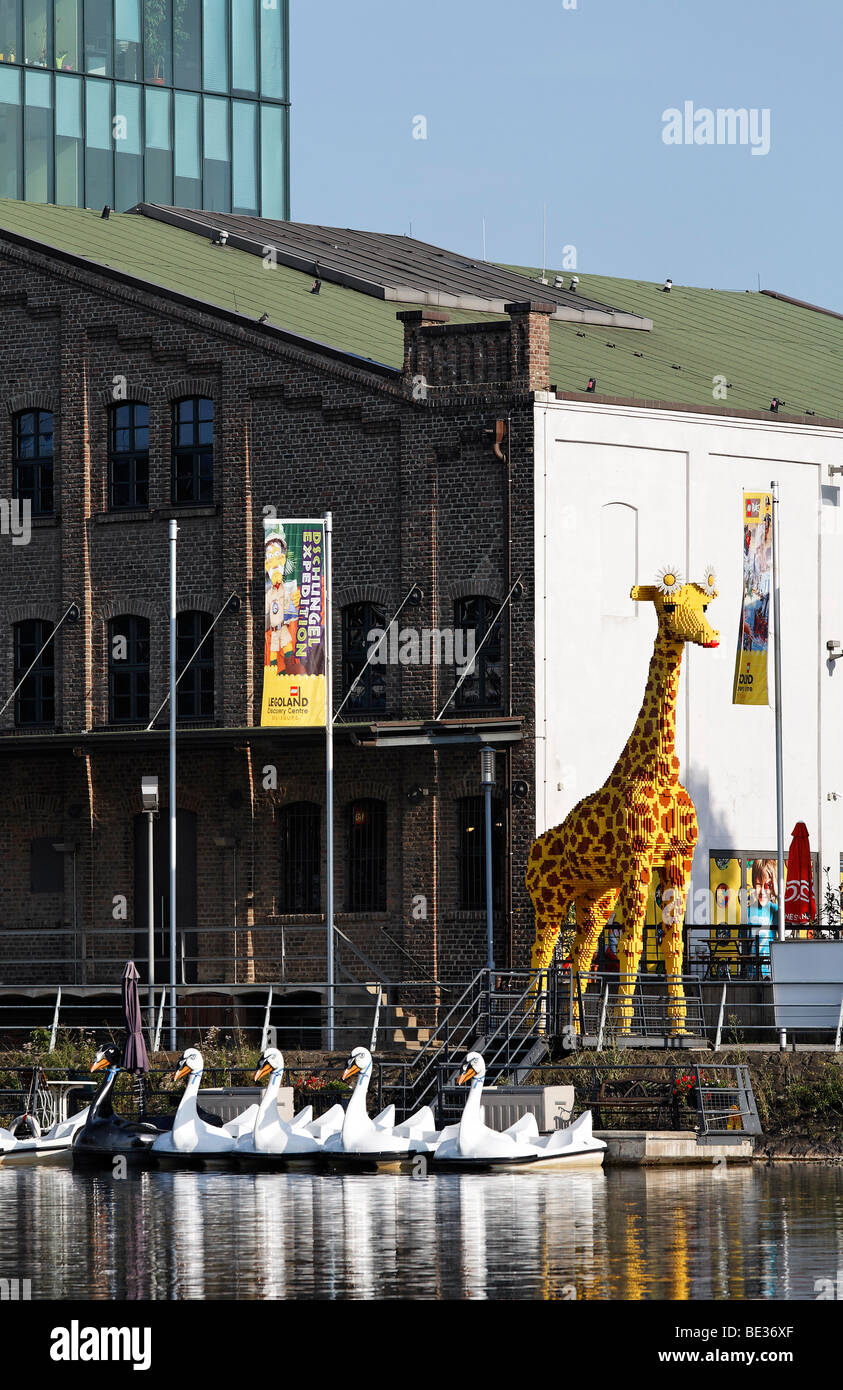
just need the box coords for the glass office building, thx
[0,0,289,215]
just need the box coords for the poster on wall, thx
[261,519,326,727]
[732,490,772,706]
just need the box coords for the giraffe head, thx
[630,565,720,647]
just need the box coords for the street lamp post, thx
[141,776,159,1043]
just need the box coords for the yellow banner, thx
[261,520,326,728]
[732,491,771,705]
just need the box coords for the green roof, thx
[1,200,843,420]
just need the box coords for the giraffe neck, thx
[607,631,684,786]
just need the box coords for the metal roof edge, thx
[761,288,843,324]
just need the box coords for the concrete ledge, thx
[596,1129,755,1165]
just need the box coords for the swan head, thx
[457,1051,486,1085]
[174,1047,203,1083]
[342,1046,372,1082]
[91,1043,122,1073]
[255,1047,284,1082]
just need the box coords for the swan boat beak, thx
[341,1062,360,1081]
[90,1056,109,1073]
[254,1062,272,1082]
[456,1066,476,1086]
[173,1063,191,1082]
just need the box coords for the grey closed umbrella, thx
[122,961,150,1074]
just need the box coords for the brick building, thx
[1,199,841,1025]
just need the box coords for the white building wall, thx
[533,397,843,917]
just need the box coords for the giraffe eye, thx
[663,603,675,613]
[703,604,708,612]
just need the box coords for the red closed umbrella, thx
[785,822,816,929]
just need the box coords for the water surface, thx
[0,1164,839,1300]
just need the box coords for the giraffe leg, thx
[614,864,653,1034]
[570,889,619,1031]
[528,903,572,1033]
[658,854,693,1035]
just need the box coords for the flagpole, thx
[324,512,335,1052]
[169,519,178,1052]
[771,481,786,1049]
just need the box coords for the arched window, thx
[457,795,505,910]
[341,601,386,714]
[108,615,150,724]
[278,802,321,912]
[172,396,213,504]
[454,595,502,710]
[109,402,149,510]
[13,409,54,515]
[345,798,386,910]
[176,610,214,721]
[13,619,55,727]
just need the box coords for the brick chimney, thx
[396,308,450,382]
[504,301,554,393]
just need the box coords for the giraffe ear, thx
[630,585,657,602]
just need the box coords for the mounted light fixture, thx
[141,776,159,813]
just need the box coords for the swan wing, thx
[307,1103,344,1141]
[372,1104,395,1130]
[223,1104,260,1137]
[290,1105,314,1131]
[503,1113,540,1140]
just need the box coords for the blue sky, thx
[291,0,843,309]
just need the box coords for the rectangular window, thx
[84,0,112,75]
[457,796,504,911]
[54,0,80,70]
[144,84,172,202]
[109,615,150,723]
[30,837,64,894]
[202,93,229,210]
[114,80,141,208]
[23,0,50,67]
[201,0,227,91]
[109,401,149,509]
[114,0,141,80]
[278,803,321,912]
[174,89,200,205]
[0,63,21,199]
[259,101,284,218]
[143,0,171,84]
[345,800,386,911]
[232,99,256,213]
[14,619,55,727]
[259,0,284,99]
[24,68,52,201]
[85,76,112,208]
[0,0,20,65]
[173,0,200,88]
[54,72,82,205]
[231,0,256,93]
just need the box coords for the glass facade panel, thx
[174,87,199,204]
[0,63,21,196]
[144,81,171,201]
[84,0,112,74]
[259,0,284,99]
[1,0,288,214]
[54,0,81,70]
[85,74,112,206]
[0,0,19,64]
[173,0,199,88]
[143,0,170,84]
[232,98,255,212]
[201,0,226,92]
[231,0,254,93]
[259,99,282,218]
[114,79,140,207]
[114,0,140,79]
[23,0,50,67]
[202,92,228,209]
[54,71,81,203]
[24,67,51,199]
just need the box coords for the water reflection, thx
[0,1164,840,1300]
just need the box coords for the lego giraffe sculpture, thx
[527,567,720,1034]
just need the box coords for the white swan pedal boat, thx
[0,1105,90,1166]
[321,1046,439,1171]
[151,1048,262,1167]
[430,1052,606,1172]
[233,1047,344,1167]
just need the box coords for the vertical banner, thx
[261,519,326,727]
[732,490,772,705]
